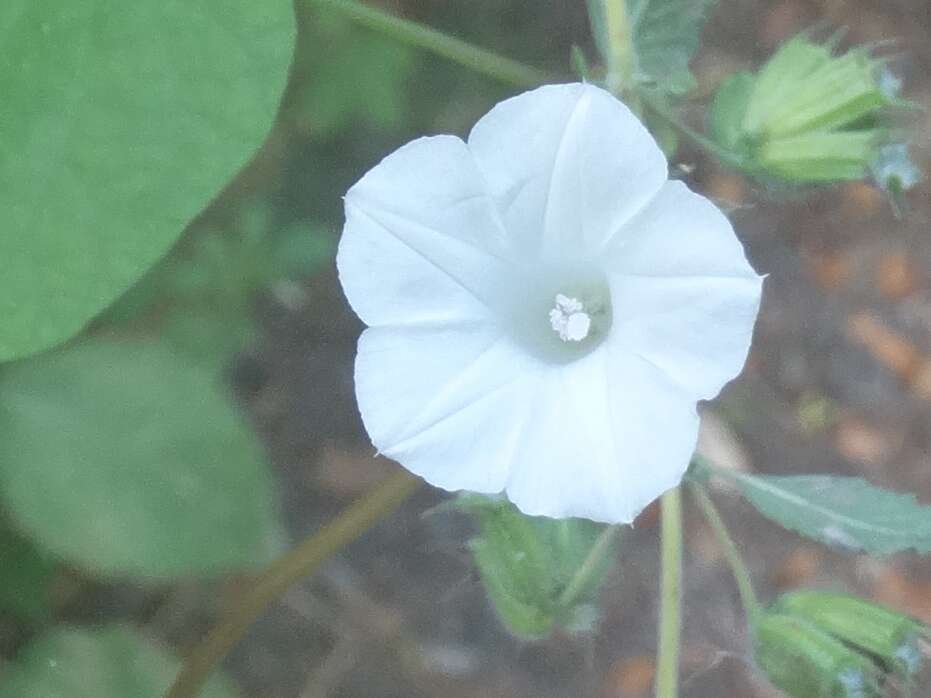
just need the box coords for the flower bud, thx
[753,612,882,698]
[775,590,927,677]
[744,37,888,139]
[454,495,618,639]
[711,34,910,184]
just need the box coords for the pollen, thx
[549,294,592,342]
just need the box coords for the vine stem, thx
[557,524,620,608]
[164,469,421,698]
[309,0,556,88]
[603,0,638,108]
[599,4,685,694]
[688,481,760,621]
[655,487,683,698]
[639,92,746,169]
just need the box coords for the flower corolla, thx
[337,83,763,523]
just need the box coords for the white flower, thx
[337,83,763,524]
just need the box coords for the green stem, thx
[640,93,746,168]
[655,487,683,698]
[557,524,620,608]
[164,469,421,698]
[309,0,556,88]
[603,0,637,103]
[690,454,747,486]
[688,482,761,621]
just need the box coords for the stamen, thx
[549,294,592,342]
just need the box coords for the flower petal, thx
[604,181,763,400]
[468,83,667,260]
[608,273,762,401]
[355,323,541,493]
[604,180,761,280]
[337,135,522,328]
[503,345,699,523]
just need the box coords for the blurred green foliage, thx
[0,627,240,698]
[104,204,333,363]
[0,1,294,362]
[293,10,416,137]
[0,522,55,622]
[0,340,285,578]
[626,0,716,95]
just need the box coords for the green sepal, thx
[753,612,883,698]
[470,535,557,639]
[712,31,912,186]
[775,590,926,676]
[455,495,618,640]
[768,51,887,138]
[742,36,835,136]
[757,130,883,182]
[709,71,755,156]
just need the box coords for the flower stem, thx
[308,0,556,88]
[164,469,421,698]
[639,93,746,169]
[655,487,683,698]
[688,481,761,621]
[557,524,620,608]
[603,0,637,103]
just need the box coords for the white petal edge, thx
[603,180,764,400]
[608,273,762,401]
[603,179,762,280]
[337,135,523,329]
[355,323,542,494]
[502,344,700,523]
[468,83,668,261]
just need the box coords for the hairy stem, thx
[309,0,555,88]
[165,469,421,698]
[603,0,638,103]
[640,93,746,168]
[655,487,683,698]
[689,482,761,620]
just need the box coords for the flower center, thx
[503,265,612,365]
[548,294,591,342]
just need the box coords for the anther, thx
[549,294,592,342]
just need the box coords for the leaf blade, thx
[0,626,239,698]
[0,340,284,578]
[628,0,716,95]
[732,472,931,555]
[0,1,295,361]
